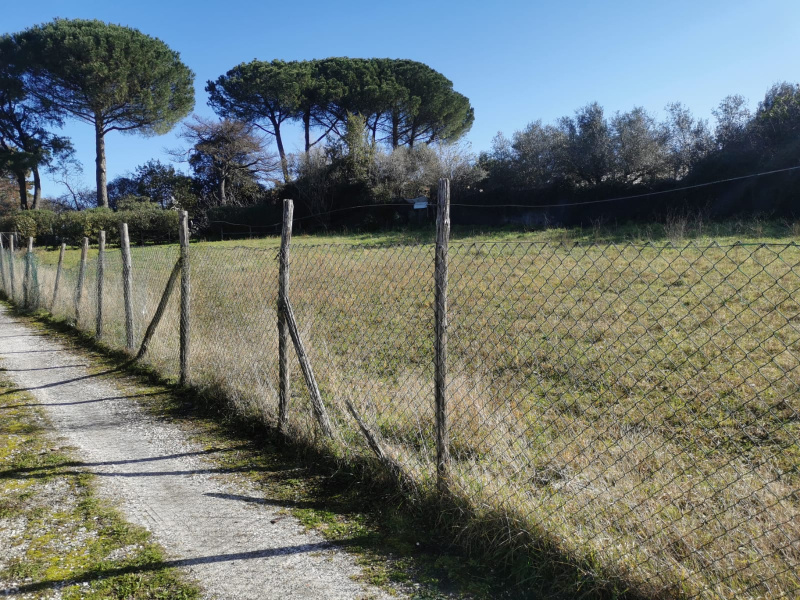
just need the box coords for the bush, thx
[118,202,179,244]
[0,209,59,241]
[0,206,180,247]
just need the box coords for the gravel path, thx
[0,305,396,600]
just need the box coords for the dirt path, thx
[0,305,396,600]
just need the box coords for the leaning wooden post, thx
[8,234,16,300]
[51,243,66,310]
[96,230,105,339]
[135,259,180,361]
[120,223,135,352]
[74,237,89,324]
[434,178,451,494]
[23,237,33,308]
[278,199,293,433]
[282,297,334,438]
[178,211,191,385]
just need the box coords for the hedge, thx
[0,206,180,247]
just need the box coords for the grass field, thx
[3,219,799,599]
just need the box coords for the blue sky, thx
[3,0,799,198]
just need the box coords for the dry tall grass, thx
[4,238,798,599]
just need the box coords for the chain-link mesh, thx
[186,245,279,422]
[29,244,182,373]
[289,243,436,470]
[2,243,33,307]
[0,237,797,599]
[445,241,799,599]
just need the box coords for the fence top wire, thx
[448,240,800,249]
[209,166,800,232]
[450,164,800,209]
[201,239,439,253]
[187,239,800,255]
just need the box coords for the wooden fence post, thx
[179,211,190,385]
[120,223,135,352]
[278,199,293,432]
[96,230,105,338]
[29,237,39,308]
[1,234,6,295]
[52,243,66,310]
[0,234,5,294]
[8,234,16,300]
[23,237,33,308]
[75,237,88,324]
[435,178,451,494]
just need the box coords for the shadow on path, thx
[0,543,333,596]
[0,366,128,396]
[204,491,320,510]
[0,446,252,480]
[0,349,62,354]
[0,392,166,410]
[0,334,48,338]
[0,364,87,372]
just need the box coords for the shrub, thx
[118,202,179,244]
[1,206,179,247]
[0,209,59,241]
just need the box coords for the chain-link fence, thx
[0,229,797,599]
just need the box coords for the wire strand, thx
[450,165,800,209]
[208,165,800,231]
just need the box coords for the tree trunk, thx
[218,176,226,206]
[303,108,311,152]
[273,119,290,183]
[94,115,109,208]
[32,166,41,210]
[391,111,400,149]
[16,171,28,210]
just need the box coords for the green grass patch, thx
[0,375,200,599]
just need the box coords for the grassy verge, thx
[0,373,200,599]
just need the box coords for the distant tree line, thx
[2,16,798,236]
[476,84,800,223]
[102,57,478,226]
